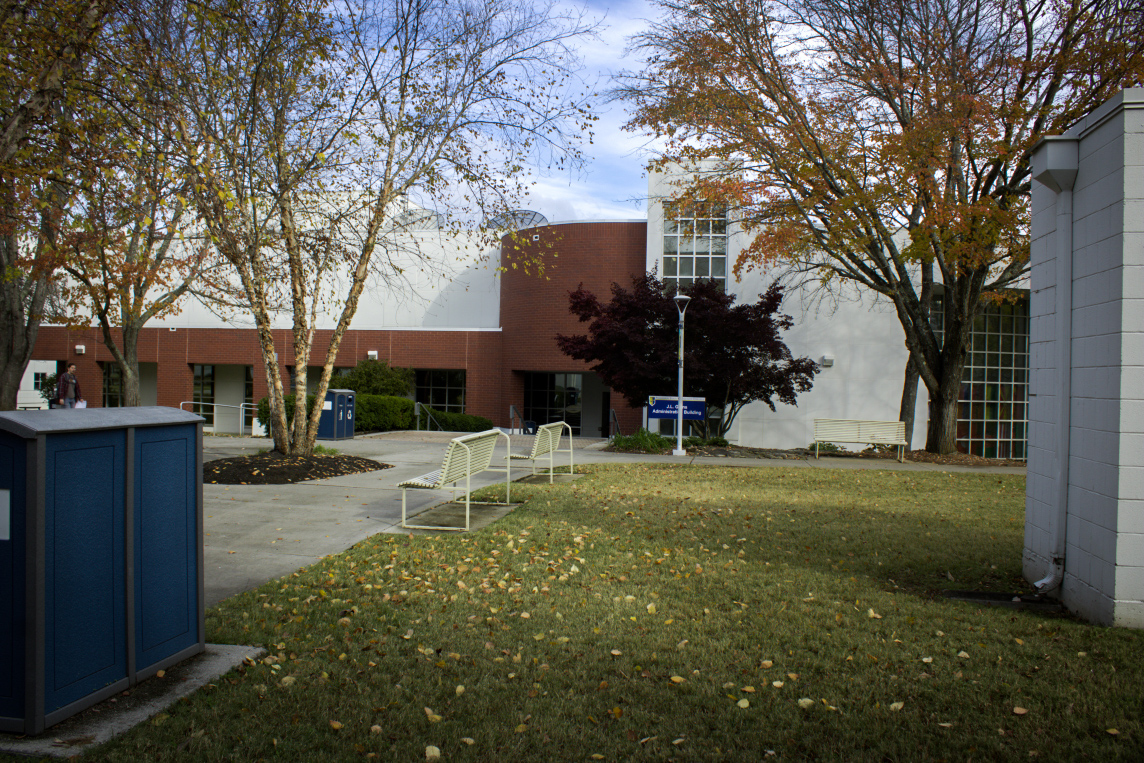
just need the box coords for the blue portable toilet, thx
[0,407,205,735]
[317,389,355,440]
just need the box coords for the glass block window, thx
[193,364,215,426]
[103,363,124,408]
[416,369,466,413]
[662,202,727,292]
[523,372,582,435]
[933,295,1029,459]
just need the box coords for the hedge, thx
[257,393,493,434]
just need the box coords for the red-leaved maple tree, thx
[557,274,818,437]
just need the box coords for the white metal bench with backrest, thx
[399,429,511,531]
[813,419,908,463]
[508,421,573,483]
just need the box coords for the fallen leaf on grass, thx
[921,657,933,664]
[515,724,528,733]
[670,676,686,684]
[797,698,814,709]
[937,723,953,728]
[329,721,343,730]
[424,707,442,723]
[672,738,686,746]
[761,659,774,669]
[455,685,465,696]
[590,755,605,760]
[1012,707,1028,716]
[868,609,882,619]
[610,649,622,657]
[370,725,382,735]
[1107,729,1119,735]
[279,676,296,687]
[957,651,970,659]
[461,737,475,744]
[890,702,905,712]
[425,746,441,761]
[741,686,755,693]
[772,681,784,688]
[737,699,750,709]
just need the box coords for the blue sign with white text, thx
[647,396,706,420]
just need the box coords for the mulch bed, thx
[614,443,1025,468]
[204,452,392,485]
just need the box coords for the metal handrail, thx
[608,408,622,439]
[414,401,445,432]
[180,401,262,436]
[509,405,523,434]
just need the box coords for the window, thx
[33,372,47,391]
[103,364,124,408]
[933,295,1029,459]
[523,372,582,435]
[193,364,215,426]
[244,366,255,433]
[416,369,466,413]
[663,202,727,292]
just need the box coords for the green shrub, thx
[256,394,317,431]
[257,393,492,434]
[334,359,414,397]
[417,406,494,433]
[611,428,674,453]
[811,440,847,453]
[355,394,415,432]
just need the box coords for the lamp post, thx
[673,292,691,456]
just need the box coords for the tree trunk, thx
[925,352,967,454]
[120,326,141,407]
[0,235,47,411]
[899,356,919,449]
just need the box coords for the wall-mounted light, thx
[820,354,834,367]
[367,351,379,360]
[74,345,85,355]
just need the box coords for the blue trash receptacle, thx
[0,407,205,735]
[317,389,355,440]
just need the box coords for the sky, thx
[519,0,660,224]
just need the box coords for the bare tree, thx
[156,0,597,454]
[622,0,1144,453]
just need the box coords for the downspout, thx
[1031,136,1079,593]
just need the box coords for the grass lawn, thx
[69,465,1144,761]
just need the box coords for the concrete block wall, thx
[1026,89,1144,626]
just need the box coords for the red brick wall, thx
[500,222,647,434]
[28,221,649,433]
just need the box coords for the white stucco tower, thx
[1026,89,1144,626]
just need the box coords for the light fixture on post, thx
[673,292,691,456]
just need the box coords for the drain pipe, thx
[1031,136,1079,593]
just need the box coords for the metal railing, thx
[608,408,622,439]
[414,401,445,432]
[180,401,262,436]
[508,405,523,434]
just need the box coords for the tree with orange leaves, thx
[621,0,1144,453]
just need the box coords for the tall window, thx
[33,372,47,391]
[663,202,727,292]
[244,366,255,433]
[933,295,1029,459]
[193,364,215,426]
[102,364,124,408]
[416,369,466,413]
[523,372,582,435]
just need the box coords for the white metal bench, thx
[399,429,512,531]
[508,421,573,483]
[813,419,908,462]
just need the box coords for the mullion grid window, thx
[416,369,466,413]
[663,202,727,292]
[933,296,1029,459]
[523,372,582,435]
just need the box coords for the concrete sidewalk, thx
[202,431,1024,606]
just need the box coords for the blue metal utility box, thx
[0,407,205,735]
[317,389,355,440]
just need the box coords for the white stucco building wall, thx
[645,168,929,450]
